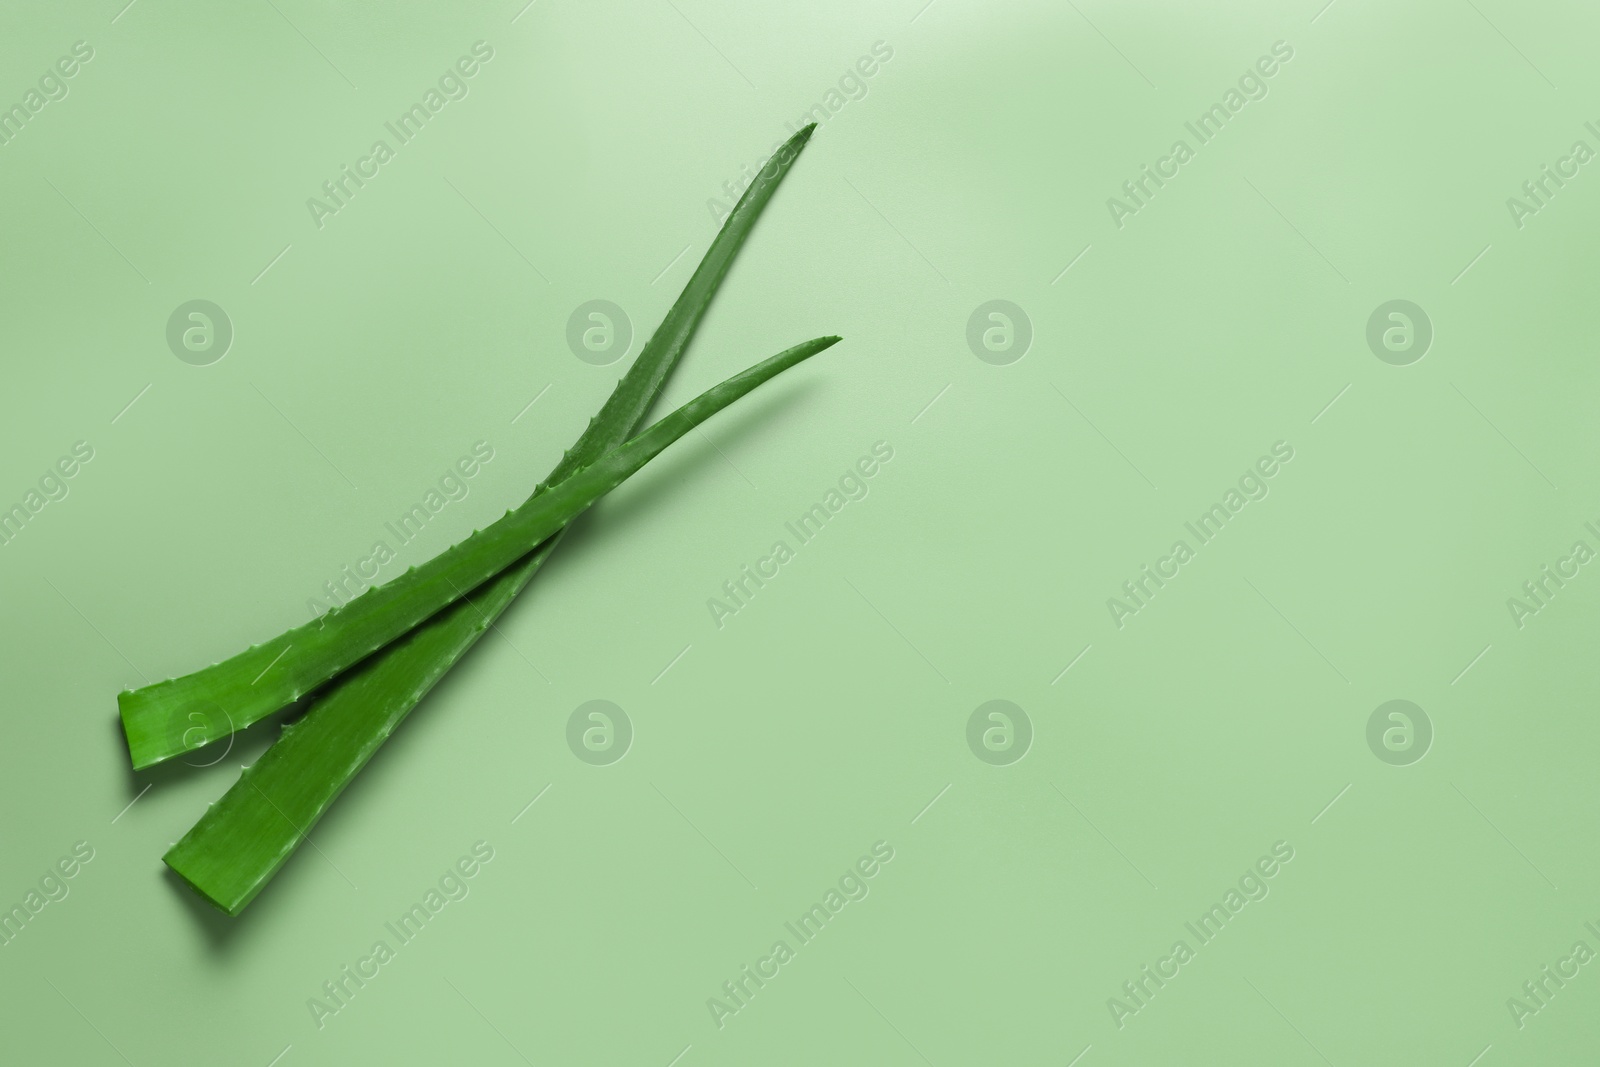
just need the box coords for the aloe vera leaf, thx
[163,130,821,914]
[122,125,816,770]
[168,351,840,918]
[121,333,838,770]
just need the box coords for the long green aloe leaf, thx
[163,127,822,915]
[165,343,826,914]
[122,330,836,770]
[121,125,816,772]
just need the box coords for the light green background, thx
[3,0,1598,1063]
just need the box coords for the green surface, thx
[3,0,1599,1063]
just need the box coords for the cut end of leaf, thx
[118,690,164,772]
[164,850,247,917]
